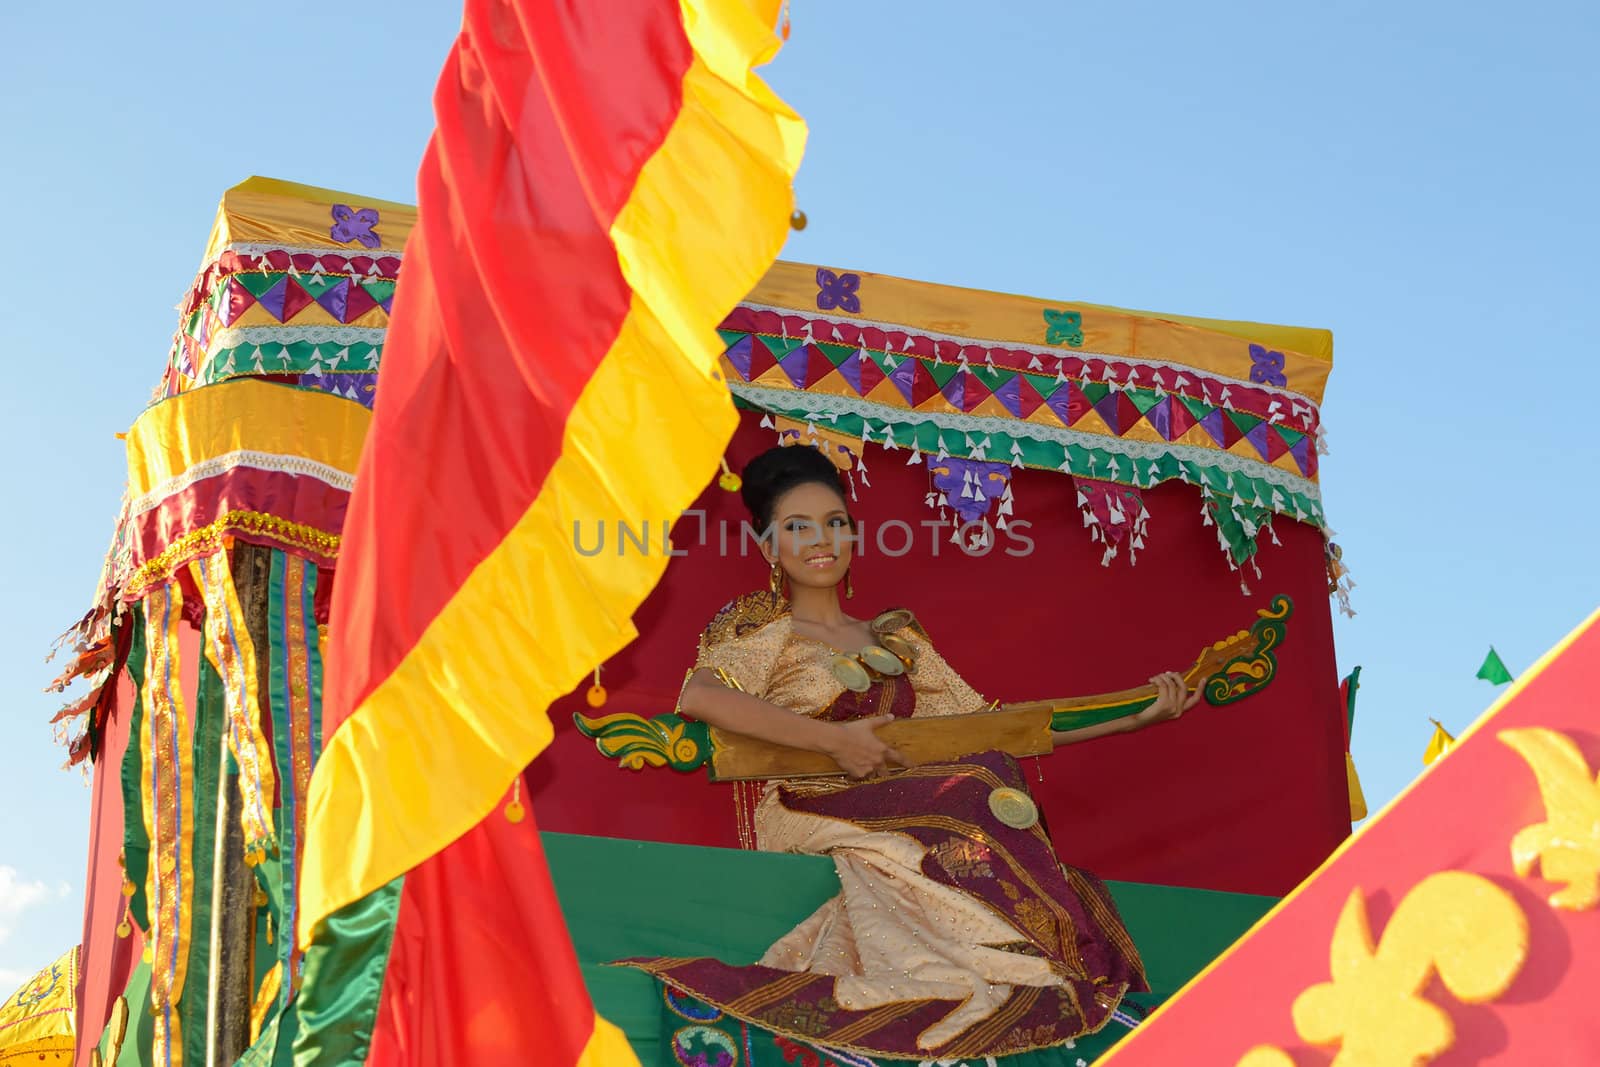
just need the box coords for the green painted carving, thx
[573,711,713,773]
[1203,594,1294,707]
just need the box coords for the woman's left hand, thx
[1132,671,1201,729]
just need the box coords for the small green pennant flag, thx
[1475,647,1514,685]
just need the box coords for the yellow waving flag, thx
[1423,719,1456,766]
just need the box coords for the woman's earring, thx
[769,559,785,597]
[844,568,854,600]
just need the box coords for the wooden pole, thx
[206,544,268,1065]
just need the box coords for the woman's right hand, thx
[823,715,905,779]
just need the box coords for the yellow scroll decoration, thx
[191,547,277,863]
[1499,726,1600,911]
[1287,872,1528,1066]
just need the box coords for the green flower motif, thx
[1043,308,1084,347]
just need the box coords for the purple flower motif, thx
[815,268,861,313]
[330,204,381,249]
[927,456,1011,524]
[1249,343,1288,387]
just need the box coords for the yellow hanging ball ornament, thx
[503,798,525,823]
[718,471,742,492]
[790,209,808,231]
[585,683,608,708]
[121,880,136,898]
[116,919,132,939]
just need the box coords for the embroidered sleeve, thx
[904,631,988,718]
[679,591,787,704]
[691,629,778,699]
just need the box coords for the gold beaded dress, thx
[618,591,1147,1060]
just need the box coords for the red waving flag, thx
[292,0,804,1061]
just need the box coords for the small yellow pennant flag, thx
[1423,719,1456,766]
[1345,751,1368,821]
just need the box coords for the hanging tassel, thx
[586,666,607,707]
[116,881,134,939]
[504,778,526,823]
[116,851,134,937]
[717,457,742,492]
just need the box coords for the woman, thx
[619,445,1198,1061]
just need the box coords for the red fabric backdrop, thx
[528,414,1347,897]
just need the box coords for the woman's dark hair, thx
[740,445,848,529]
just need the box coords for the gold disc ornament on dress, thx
[830,653,872,692]
[859,645,906,677]
[871,609,914,634]
[988,787,1040,829]
[877,632,915,666]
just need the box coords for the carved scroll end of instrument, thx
[573,711,713,773]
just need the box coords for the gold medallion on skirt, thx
[988,787,1040,829]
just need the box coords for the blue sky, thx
[1,0,1596,998]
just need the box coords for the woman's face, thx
[763,481,853,593]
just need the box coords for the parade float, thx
[36,0,1600,1056]
[48,175,1365,1066]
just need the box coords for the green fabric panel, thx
[926,361,959,388]
[110,960,154,1067]
[303,561,325,769]
[181,656,227,1067]
[970,364,1010,393]
[264,553,293,942]
[1125,387,1162,415]
[295,275,344,301]
[547,834,842,965]
[545,832,1275,1065]
[763,336,805,360]
[290,877,404,1067]
[121,611,151,932]
[236,272,283,299]
[359,278,396,305]
[815,342,856,366]
[1021,371,1063,399]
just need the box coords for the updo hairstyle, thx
[739,445,849,530]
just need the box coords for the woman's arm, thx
[679,669,902,778]
[1050,671,1200,747]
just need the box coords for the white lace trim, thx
[209,325,388,348]
[737,300,1325,408]
[130,450,357,519]
[731,382,1324,504]
[212,239,406,265]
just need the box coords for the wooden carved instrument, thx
[576,595,1292,782]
